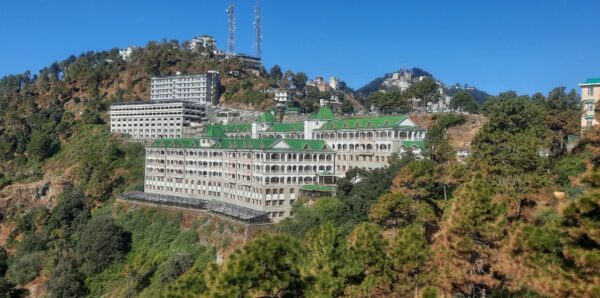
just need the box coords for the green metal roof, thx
[583,78,600,85]
[211,138,332,151]
[213,138,278,150]
[204,125,227,138]
[213,123,252,133]
[280,139,332,151]
[265,122,304,133]
[402,140,425,150]
[300,184,337,192]
[318,170,336,176]
[309,106,335,120]
[316,115,408,131]
[152,138,202,148]
[257,111,277,123]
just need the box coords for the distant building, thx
[151,71,221,105]
[320,95,342,112]
[273,90,291,103]
[380,71,412,92]
[187,35,216,52]
[328,77,340,90]
[580,78,600,132]
[119,46,138,61]
[109,101,207,140]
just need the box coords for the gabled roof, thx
[316,115,408,131]
[152,138,202,148]
[257,111,277,123]
[279,139,332,151]
[213,123,252,133]
[309,106,335,121]
[204,125,227,138]
[402,140,425,150]
[211,138,332,152]
[265,122,304,133]
[213,138,278,150]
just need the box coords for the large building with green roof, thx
[203,107,426,176]
[144,137,335,222]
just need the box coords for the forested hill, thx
[356,67,491,104]
[0,37,598,297]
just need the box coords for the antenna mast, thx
[254,0,261,58]
[226,4,236,55]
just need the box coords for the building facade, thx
[312,115,425,175]
[151,71,221,105]
[580,78,600,132]
[144,138,335,222]
[109,101,207,140]
[206,108,426,176]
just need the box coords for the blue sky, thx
[0,0,598,95]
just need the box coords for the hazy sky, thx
[1,0,598,95]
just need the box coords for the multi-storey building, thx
[109,101,207,140]
[580,78,600,132]
[273,90,291,103]
[312,115,425,175]
[151,71,221,105]
[187,35,216,52]
[143,136,335,222]
[206,108,425,176]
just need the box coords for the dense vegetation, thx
[0,39,596,297]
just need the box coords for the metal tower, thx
[226,4,236,55]
[253,0,262,58]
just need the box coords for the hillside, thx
[0,39,596,298]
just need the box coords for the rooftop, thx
[315,115,408,131]
[300,184,337,192]
[580,78,600,85]
[151,138,332,151]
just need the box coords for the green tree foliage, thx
[46,256,87,298]
[341,99,354,114]
[472,95,551,215]
[301,222,348,297]
[26,130,60,161]
[204,234,305,297]
[292,72,308,91]
[269,64,283,80]
[367,90,410,113]
[402,77,441,106]
[561,184,600,274]
[543,87,581,155]
[369,192,435,231]
[450,90,479,113]
[75,216,129,275]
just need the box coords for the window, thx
[589,103,594,112]
[589,87,594,96]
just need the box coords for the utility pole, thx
[226,4,236,55]
[253,0,262,58]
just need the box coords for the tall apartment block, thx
[151,71,221,105]
[580,78,600,132]
[109,101,207,140]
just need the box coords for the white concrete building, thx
[207,108,426,177]
[187,35,216,52]
[109,101,207,140]
[119,46,138,61]
[273,90,291,103]
[381,71,412,92]
[143,137,335,222]
[151,71,221,105]
[329,77,340,90]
